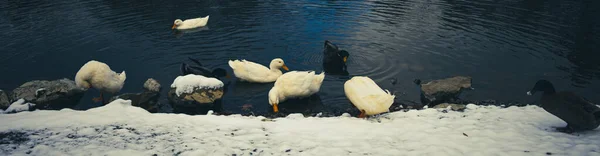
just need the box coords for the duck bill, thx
[171,24,177,29]
[272,104,279,113]
[343,56,348,63]
[282,65,289,71]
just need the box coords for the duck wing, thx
[183,16,209,27]
[230,60,272,81]
[344,76,394,115]
[559,92,599,113]
[276,71,315,96]
[188,66,213,77]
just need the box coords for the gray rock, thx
[416,76,472,107]
[110,78,161,113]
[0,90,10,109]
[111,92,160,113]
[432,103,467,111]
[143,78,161,92]
[167,87,223,114]
[10,78,85,110]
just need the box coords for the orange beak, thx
[272,104,279,113]
[171,24,177,29]
[282,65,289,71]
[343,56,348,63]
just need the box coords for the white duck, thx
[344,76,395,118]
[228,58,289,83]
[268,71,325,112]
[172,15,210,30]
[75,60,126,104]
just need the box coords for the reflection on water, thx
[174,27,210,38]
[0,0,598,114]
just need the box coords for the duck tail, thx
[187,57,203,66]
[314,72,326,84]
[324,40,338,50]
[228,60,236,70]
[119,71,127,83]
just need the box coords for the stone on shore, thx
[10,79,85,110]
[415,76,473,107]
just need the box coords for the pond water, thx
[1,0,598,115]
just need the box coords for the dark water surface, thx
[1,0,599,115]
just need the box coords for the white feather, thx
[344,76,395,115]
[228,58,287,83]
[268,71,325,105]
[173,15,209,30]
[75,60,126,94]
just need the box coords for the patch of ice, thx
[0,101,599,155]
[170,74,224,96]
[340,113,351,117]
[466,104,478,110]
[286,113,304,119]
[5,99,35,113]
[35,88,46,97]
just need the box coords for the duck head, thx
[212,68,231,79]
[268,87,284,113]
[527,80,556,95]
[172,19,183,29]
[270,58,289,71]
[339,50,349,63]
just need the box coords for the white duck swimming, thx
[75,60,126,104]
[344,76,395,118]
[268,71,325,112]
[172,15,210,30]
[228,58,289,83]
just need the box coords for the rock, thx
[143,78,161,92]
[167,87,223,113]
[0,90,10,109]
[168,74,224,114]
[340,113,352,117]
[415,76,472,107]
[111,92,160,113]
[432,103,467,111]
[10,79,85,110]
[110,79,161,113]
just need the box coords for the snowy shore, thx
[1,99,599,156]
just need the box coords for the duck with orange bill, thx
[268,71,325,113]
[228,58,289,83]
[172,15,209,30]
[344,76,395,118]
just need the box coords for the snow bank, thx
[170,74,224,96]
[0,100,599,156]
[4,99,35,113]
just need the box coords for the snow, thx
[170,74,224,96]
[1,99,599,156]
[4,99,35,113]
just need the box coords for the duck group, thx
[70,15,599,133]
